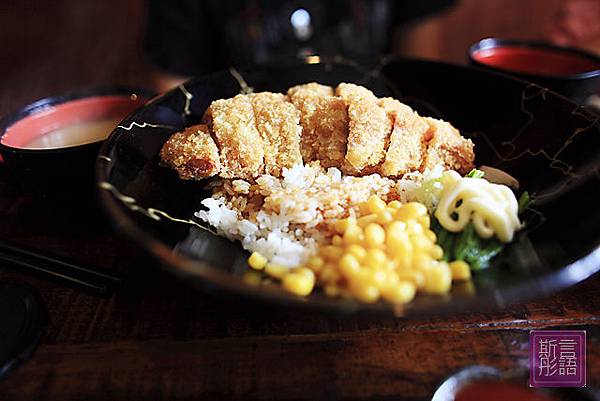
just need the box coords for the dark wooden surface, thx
[1,2,599,400]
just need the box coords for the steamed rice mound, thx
[195,162,425,267]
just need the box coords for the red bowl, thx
[469,38,600,103]
[0,88,153,195]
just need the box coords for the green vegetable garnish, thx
[518,191,531,214]
[431,221,504,271]
[465,169,485,179]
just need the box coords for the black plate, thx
[96,58,600,317]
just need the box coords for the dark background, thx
[1,0,592,116]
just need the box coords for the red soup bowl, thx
[469,38,600,103]
[0,88,153,195]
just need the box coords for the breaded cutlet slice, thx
[250,92,303,176]
[336,83,390,175]
[159,124,221,180]
[378,98,430,177]
[288,83,348,167]
[203,94,264,179]
[336,82,378,102]
[288,82,334,98]
[421,117,475,174]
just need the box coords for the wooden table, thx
[0,148,598,401]
[1,2,599,395]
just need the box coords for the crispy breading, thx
[161,82,476,182]
[336,82,378,102]
[421,117,475,174]
[288,82,334,98]
[288,83,347,167]
[159,124,221,180]
[250,92,303,176]
[203,94,264,179]
[310,97,348,167]
[378,98,430,177]
[336,83,390,175]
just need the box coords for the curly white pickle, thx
[434,171,521,243]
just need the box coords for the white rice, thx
[195,162,424,268]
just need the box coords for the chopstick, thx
[0,240,122,298]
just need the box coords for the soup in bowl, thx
[0,88,152,195]
[469,38,600,103]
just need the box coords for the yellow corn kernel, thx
[324,285,341,298]
[429,245,444,260]
[411,235,432,252]
[357,214,378,228]
[343,225,363,245]
[295,267,316,281]
[308,256,325,272]
[370,269,388,287]
[282,272,314,296]
[365,248,387,269]
[321,245,344,261]
[396,202,428,221]
[386,270,400,286]
[364,223,385,247]
[334,217,356,234]
[406,220,424,236]
[265,263,288,279]
[376,210,394,225]
[394,250,413,271]
[332,235,343,246]
[358,201,371,216]
[386,230,411,254]
[381,281,416,304]
[386,221,407,238]
[339,254,361,277]
[248,251,268,270]
[418,214,431,228]
[387,200,403,209]
[349,282,380,303]
[424,262,452,294]
[450,260,471,281]
[384,258,396,269]
[320,265,340,284]
[425,230,437,242]
[397,269,425,289]
[413,254,435,271]
[346,244,367,261]
[367,194,387,214]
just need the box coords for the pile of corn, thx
[247,195,471,303]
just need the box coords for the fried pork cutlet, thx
[160,81,476,182]
[336,83,390,175]
[378,98,430,177]
[159,124,221,180]
[203,94,264,179]
[287,83,348,168]
[250,92,303,176]
[421,117,475,174]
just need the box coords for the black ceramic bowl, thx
[96,58,600,317]
[0,87,152,195]
[469,38,600,103]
